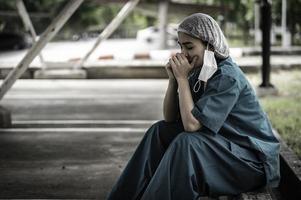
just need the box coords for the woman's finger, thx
[176,53,183,64]
[179,53,187,61]
[169,58,176,68]
[172,56,180,66]
[170,58,178,74]
[166,62,171,68]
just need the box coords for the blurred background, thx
[1,0,301,46]
[0,0,300,52]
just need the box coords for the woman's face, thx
[177,31,206,68]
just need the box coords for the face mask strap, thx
[193,80,201,93]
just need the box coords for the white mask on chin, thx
[193,44,217,93]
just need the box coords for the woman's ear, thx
[206,42,214,51]
[203,41,214,52]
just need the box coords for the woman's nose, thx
[181,49,188,57]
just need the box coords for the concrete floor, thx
[0,79,166,199]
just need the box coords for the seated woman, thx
[106,13,280,200]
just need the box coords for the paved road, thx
[0,79,167,199]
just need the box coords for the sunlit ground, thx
[246,70,301,158]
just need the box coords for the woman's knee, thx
[171,132,210,149]
[144,120,166,139]
[150,120,166,129]
[150,120,179,128]
[145,120,183,148]
[172,132,195,144]
[146,120,165,133]
[147,120,182,134]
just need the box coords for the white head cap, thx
[178,13,229,59]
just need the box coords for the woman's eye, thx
[187,47,193,50]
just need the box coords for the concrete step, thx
[12,119,155,128]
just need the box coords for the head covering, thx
[177,13,229,59]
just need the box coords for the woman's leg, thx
[106,120,184,200]
[140,132,266,200]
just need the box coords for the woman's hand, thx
[165,62,176,81]
[169,53,197,80]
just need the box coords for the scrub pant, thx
[106,120,266,200]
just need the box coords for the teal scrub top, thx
[188,57,280,187]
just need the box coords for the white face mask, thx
[193,44,217,93]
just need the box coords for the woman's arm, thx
[177,78,202,132]
[169,54,202,132]
[163,79,179,122]
[163,63,180,122]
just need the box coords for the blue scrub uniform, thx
[107,57,280,200]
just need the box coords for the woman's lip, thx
[188,57,194,63]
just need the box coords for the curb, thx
[279,140,301,199]
[273,130,301,200]
[0,106,12,128]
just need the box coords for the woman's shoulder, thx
[217,57,239,75]
[215,57,248,87]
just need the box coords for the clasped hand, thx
[167,53,197,80]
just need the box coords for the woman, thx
[107,13,280,200]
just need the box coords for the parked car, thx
[136,24,178,49]
[0,32,33,51]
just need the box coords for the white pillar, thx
[16,0,45,67]
[254,2,261,45]
[282,0,291,47]
[158,0,168,49]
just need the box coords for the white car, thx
[136,25,178,49]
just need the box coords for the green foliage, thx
[0,0,64,33]
[0,0,300,43]
[65,2,148,38]
[261,96,301,158]
[247,70,301,158]
[276,0,301,44]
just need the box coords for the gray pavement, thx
[0,79,166,199]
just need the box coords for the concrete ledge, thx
[238,189,273,200]
[256,86,279,97]
[271,129,301,199]
[34,69,87,79]
[0,68,39,79]
[85,66,167,79]
[278,140,301,199]
[198,189,273,200]
[242,46,301,56]
[0,106,12,128]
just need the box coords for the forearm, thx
[177,79,201,132]
[163,79,179,122]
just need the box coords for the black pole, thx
[260,0,273,87]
